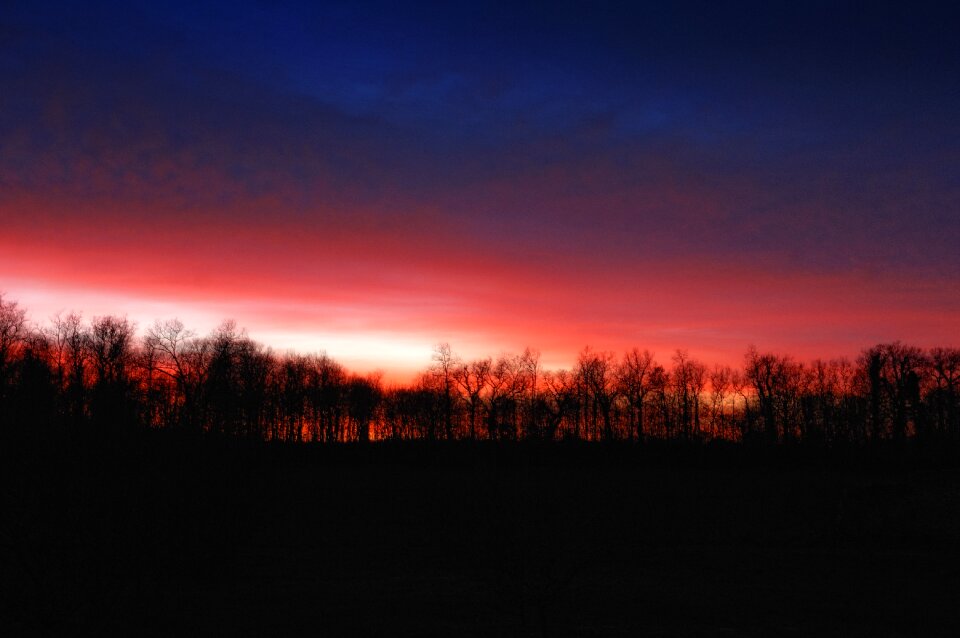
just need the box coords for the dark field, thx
[4,435,960,637]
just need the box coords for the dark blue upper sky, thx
[9,1,959,140]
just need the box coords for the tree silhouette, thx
[616,348,656,442]
[929,347,960,440]
[0,294,27,430]
[456,357,491,441]
[0,294,957,446]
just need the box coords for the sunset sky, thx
[2,1,958,378]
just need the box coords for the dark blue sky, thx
[2,0,958,372]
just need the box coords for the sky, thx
[1,0,959,378]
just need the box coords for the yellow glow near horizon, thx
[4,279,442,380]
[255,330,435,378]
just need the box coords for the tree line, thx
[1,295,958,445]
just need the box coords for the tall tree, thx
[87,316,136,428]
[616,348,656,442]
[431,343,459,440]
[0,295,28,429]
[455,358,491,441]
[929,347,960,439]
[576,348,617,441]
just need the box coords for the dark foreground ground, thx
[3,432,960,637]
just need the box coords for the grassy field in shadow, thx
[4,432,960,637]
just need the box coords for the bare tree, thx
[688,359,707,438]
[145,319,199,429]
[576,348,617,441]
[88,316,135,387]
[518,348,541,439]
[648,364,671,438]
[430,343,459,440]
[87,316,136,427]
[347,373,382,443]
[54,313,88,425]
[0,294,28,424]
[541,369,577,440]
[744,347,797,443]
[707,365,733,440]
[308,353,346,442]
[929,347,960,439]
[859,343,928,441]
[616,348,655,442]
[455,357,491,440]
[730,368,751,440]
[672,350,707,439]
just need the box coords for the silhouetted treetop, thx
[0,296,957,446]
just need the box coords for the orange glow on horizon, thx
[3,193,958,382]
